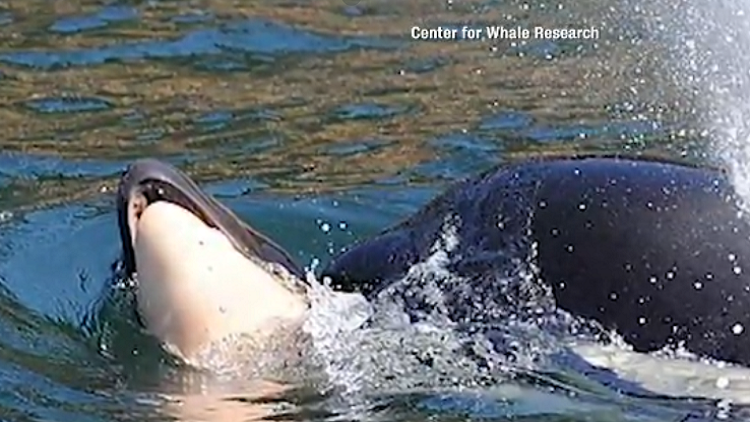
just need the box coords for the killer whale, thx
[322,155,750,367]
[115,155,750,368]
[116,159,310,362]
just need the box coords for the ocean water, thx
[1,0,750,420]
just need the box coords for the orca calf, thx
[116,159,310,362]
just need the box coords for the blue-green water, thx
[1,0,749,420]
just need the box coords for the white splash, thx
[302,270,372,394]
[571,340,750,404]
[302,215,528,393]
[650,0,750,207]
[0,211,12,223]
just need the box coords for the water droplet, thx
[694,281,703,290]
[729,253,737,262]
[338,222,347,230]
[638,316,647,325]
[649,276,657,284]
[565,244,574,253]
[716,377,730,389]
[550,228,560,236]
[734,266,742,275]
[732,323,744,335]
[320,222,331,233]
[578,203,587,211]
[609,292,618,300]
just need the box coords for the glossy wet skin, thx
[116,159,309,361]
[117,158,306,281]
[323,155,750,367]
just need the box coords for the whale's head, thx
[116,159,309,361]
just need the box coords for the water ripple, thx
[401,56,452,74]
[194,110,235,131]
[23,96,114,114]
[49,6,138,34]
[412,132,504,181]
[510,39,598,60]
[204,179,269,198]
[320,139,391,156]
[0,13,12,26]
[479,111,535,131]
[1,20,400,70]
[0,152,126,179]
[170,11,214,25]
[192,108,279,132]
[522,120,661,143]
[331,103,411,121]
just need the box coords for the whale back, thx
[322,156,750,366]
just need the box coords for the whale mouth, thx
[116,159,306,283]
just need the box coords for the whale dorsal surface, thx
[323,156,750,366]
